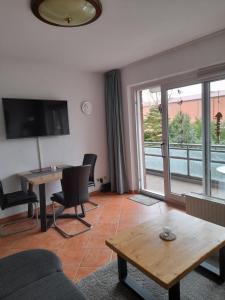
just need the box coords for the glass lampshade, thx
[31,0,102,27]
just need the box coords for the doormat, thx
[128,194,160,206]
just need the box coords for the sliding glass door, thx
[136,77,225,203]
[210,79,225,199]
[166,83,203,198]
[136,86,165,197]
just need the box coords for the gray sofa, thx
[0,249,86,300]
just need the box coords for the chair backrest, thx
[82,154,97,183]
[61,165,91,208]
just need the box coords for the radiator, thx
[185,192,225,227]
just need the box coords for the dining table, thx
[17,164,70,232]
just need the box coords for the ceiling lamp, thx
[31,0,102,27]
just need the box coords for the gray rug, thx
[128,194,160,206]
[77,260,225,300]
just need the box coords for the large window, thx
[167,84,203,195]
[136,76,225,202]
[210,79,225,199]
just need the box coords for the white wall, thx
[121,30,225,191]
[0,59,108,218]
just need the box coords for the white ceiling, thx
[1,0,225,72]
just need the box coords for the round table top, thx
[217,165,225,174]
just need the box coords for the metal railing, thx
[144,142,225,181]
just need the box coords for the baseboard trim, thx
[89,190,101,196]
[165,198,185,210]
[128,190,139,194]
[0,211,29,224]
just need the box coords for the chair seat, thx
[51,192,65,206]
[4,191,37,209]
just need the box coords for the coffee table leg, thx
[118,255,127,281]
[219,246,225,280]
[169,282,180,300]
[117,255,152,299]
[118,255,178,300]
[199,246,225,281]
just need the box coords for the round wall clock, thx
[81,101,92,115]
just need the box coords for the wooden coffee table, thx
[106,210,225,300]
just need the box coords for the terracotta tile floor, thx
[0,193,180,282]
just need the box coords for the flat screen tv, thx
[2,98,70,139]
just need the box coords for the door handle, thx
[160,142,166,158]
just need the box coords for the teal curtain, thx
[105,70,129,194]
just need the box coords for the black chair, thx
[82,154,99,209]
[0,181,39,236]
[51,165,92,238]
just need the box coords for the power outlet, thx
[99,178,103,183]
[97,177,104,183]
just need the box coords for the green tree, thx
[211,120,225,144]
[191,118,225,145]
[192,118,202,143]
[219,121,225,144]
[143,105,162,142]
[211,121,217,144]
[169,112,197,144]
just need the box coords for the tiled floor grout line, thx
[75,197,110,281]
[73,250,88,282]
[109,199,126,262]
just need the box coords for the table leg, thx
[219,246,225,280]
[39,183,47,232]
[117,255,181,300]
[117,255,155,300]
[118,255,127,281]
[169,282,180,300]
[27,183,34,218]
[199,246,225,282]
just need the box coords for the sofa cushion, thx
[0,249,62,299]
[3,272,86,300]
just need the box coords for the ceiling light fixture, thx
[31,0,102,27]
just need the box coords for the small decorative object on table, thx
[159,226,176,241]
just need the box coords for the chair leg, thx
[77,204,93,227]
[86,200,99,211]
[51,202,93,238]
[0,203,39,237]
[85,186,99,211]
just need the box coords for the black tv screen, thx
[2,98,70,139]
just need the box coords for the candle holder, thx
[159,226,176,241]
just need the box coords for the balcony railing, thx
[144,142,225,183]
